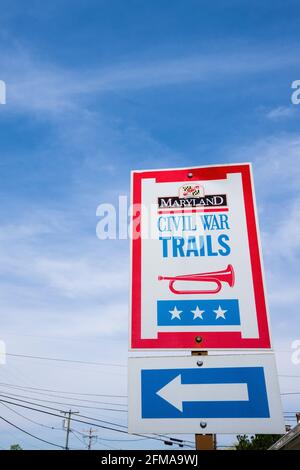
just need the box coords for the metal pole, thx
[87,428,93,450]
[61,409,79,450]
[83,428,97,450]
[192,351,216,451]
[65,409,72,451]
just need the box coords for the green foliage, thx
[10,444,23,450]
[235,434,282,450]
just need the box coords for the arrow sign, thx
[156,374,249,412]
[128,354,285,434]
[142,366,268,420]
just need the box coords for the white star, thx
[213,305,227,320]
[191,306,205,320]
[169,306,182,320]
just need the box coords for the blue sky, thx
[0,0,300,450]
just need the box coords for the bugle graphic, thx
[158,264,235,295]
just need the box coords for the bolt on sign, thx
[130,163,271,350]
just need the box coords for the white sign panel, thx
[128,354,284,434]
[130,163,271,350]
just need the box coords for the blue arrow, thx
[156,374,249,412]
[141,367,270,419]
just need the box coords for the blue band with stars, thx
[157,299,240,326]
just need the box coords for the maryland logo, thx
[179,184,205,198]
[158,184,227,209]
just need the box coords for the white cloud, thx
[2,44,299,116]
[266,106,295,119]
[0,302,128,339]
[231,135,300,198]
[229,135,300,332]
[34,257,128,298]
[262,199,300,260]
[0,206,128,302]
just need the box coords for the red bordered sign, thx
[130,163,271,350]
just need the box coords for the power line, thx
[75,412,127,429]
[0,394,128,430]
[91,436,147,442]
[0,402,62,430]
[5,352,126,368]
[3,381,296,447]
[0,381,127,398]
[73,428,148,442]
[0,398,130,438]
[0,398,135,436]
[5,351,300,376]
[0,393,68,413]
[0,385,127,407]
[71,430,87,448]
[279,375,300,378]
[1,402,166,446]
[0,382,199,444]
[0,392,194,447]
[0,415,64,449]
[96,440,121,451]
[155,433,194,445]
[0,397,193,447]
[0,384,192,447]
[0,390,127,413]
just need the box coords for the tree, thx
[234,434,282,450]
[10,444,22,450]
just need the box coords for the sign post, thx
[195,434,215,451]
[192,350,215,450]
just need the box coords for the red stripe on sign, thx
[158,207,229,214]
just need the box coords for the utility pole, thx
[61,409,79,450]
[83,428,97,450]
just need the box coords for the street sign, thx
[128,354,284,434]
[130,163,271,350]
